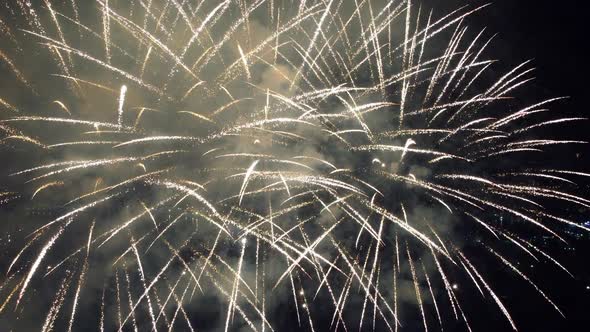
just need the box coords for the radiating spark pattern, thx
[0,1,587,331]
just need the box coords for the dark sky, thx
[436,1,590,331]
[458,1,586,100]
[0,1,589,331]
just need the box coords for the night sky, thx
[456,1,590,331]
[0,1,589,331]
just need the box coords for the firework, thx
[0,1,587,331]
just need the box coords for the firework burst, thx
[0,1,587,331]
